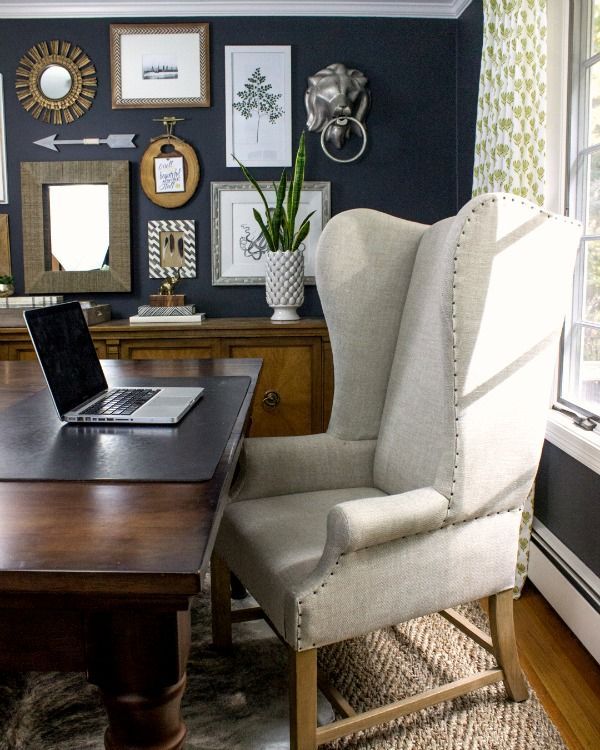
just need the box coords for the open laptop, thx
[24,301,204,424]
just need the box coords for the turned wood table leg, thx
[86,606,191,750]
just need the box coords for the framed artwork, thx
[148,219,196,278]
[0,215,10,276]
[211,181,330,285]
[0,75,8,204]
[225,46,291,167]
[110,23,210,109]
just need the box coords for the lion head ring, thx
[320,116,367,163]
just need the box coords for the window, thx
[563,0,600,418]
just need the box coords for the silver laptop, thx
[24,302,203,424]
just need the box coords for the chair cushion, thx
[215,487,387,635]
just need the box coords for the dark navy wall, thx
[457,0,483,206]
[0,16,466,319]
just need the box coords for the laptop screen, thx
[24,302,108,416]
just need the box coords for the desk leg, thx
[86,607,191,750]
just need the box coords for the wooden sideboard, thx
[0,317,333,438]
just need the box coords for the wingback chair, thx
[211,193,581,749]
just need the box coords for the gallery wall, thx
[0,14,481,319]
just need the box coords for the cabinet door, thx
[7,341,37,361]
[223,337,322,437]
[118,338,219,360]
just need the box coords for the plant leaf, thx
[271,170,288,250]
[253,208,275,251]
[287,131,306,247]
[292,218,311,251]
[233,154,273,236]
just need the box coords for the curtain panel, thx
[472,0,548,595]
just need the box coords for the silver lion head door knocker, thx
[305,63,370,164]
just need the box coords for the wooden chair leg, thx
[289,647,317,750]
[489,589,528,702]
[210,552,232,650]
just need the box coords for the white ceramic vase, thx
[265,249,304,322]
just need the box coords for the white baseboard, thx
[528,525,600,664]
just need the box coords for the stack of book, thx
[129,304,206,325]
[0,295,64,308]
[0,297,111,326]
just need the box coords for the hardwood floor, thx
[513,583,600,750]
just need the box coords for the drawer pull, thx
[262,390,281,409]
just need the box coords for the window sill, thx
[545,409,600,476]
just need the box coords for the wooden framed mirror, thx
[15,40,97,124]
[20,161,131,293]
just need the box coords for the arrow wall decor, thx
[34,134,137,151]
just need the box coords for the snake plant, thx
[234,131,314,252]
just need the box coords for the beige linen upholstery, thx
[212,194,581,748]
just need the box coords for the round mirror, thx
[15,40,97,125]
[39,64,73,100]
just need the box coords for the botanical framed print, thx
[0,75,8,204]
[110,23,210,108]
[148,219,196,278]
[211,182,330,285]
[225,46,291,167]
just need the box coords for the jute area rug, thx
[0,592,566,749]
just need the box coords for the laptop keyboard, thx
[81,388,160,416]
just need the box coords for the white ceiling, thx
[0,0,473,19]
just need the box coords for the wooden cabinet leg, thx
[86,607,191,750]
[211,552,233,649]
[489,589,529,702]
[289,647,317,750]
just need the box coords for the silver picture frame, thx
[211,181,331,286]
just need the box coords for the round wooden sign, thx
[140,136,200,208]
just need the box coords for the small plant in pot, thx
[235,132,313,322]
[0,275,14,297]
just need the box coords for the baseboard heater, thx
[528,519,600,664]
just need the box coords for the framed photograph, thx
[0,75,8,204]
[225,46,291,167]
[211,182,330,285]
[110,23,210,109]
[148,219,196,278]
[0,215,10,276]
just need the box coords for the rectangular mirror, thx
[20,160,131,292]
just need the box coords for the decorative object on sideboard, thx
[234,131,311,322]
[159,271,181,297]
[305,63,370,163]
[0,76,7,204]
[34,133,137,152]
[0,275,13,298]
[148,218,196,278]
[134,273,206,324]
[140,117,200,208]
[15,40,97,124]
[110,22,210,109]
[225,45,292,167]
[0,299,110,326]
[211,180,330,286]
[21,160,131,293]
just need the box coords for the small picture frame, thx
[154,155,185,193]
[211,182,330,285]
[148,219,196,278]
[0,75,8,204]
[225,46,291,167]
[110,23,210,109]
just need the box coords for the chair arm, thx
[325,487,449,555]
[230,433,377,502]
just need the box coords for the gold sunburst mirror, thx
[15,40,97,124]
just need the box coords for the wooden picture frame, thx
[20,161,131,293]
[211,181,330,285]
[148,219,196,278]
[0,215,10,277]
[140,136,200,208]
[110,23,210,109]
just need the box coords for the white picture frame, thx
[110,23,210,108]
[0,75,8,204]
[211,182,330,285]
[225,46,291,167]
[148,219,196,278]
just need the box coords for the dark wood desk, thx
[0,358,260,750]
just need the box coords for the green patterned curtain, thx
[473,0,547,206]
[472,0,548,596]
